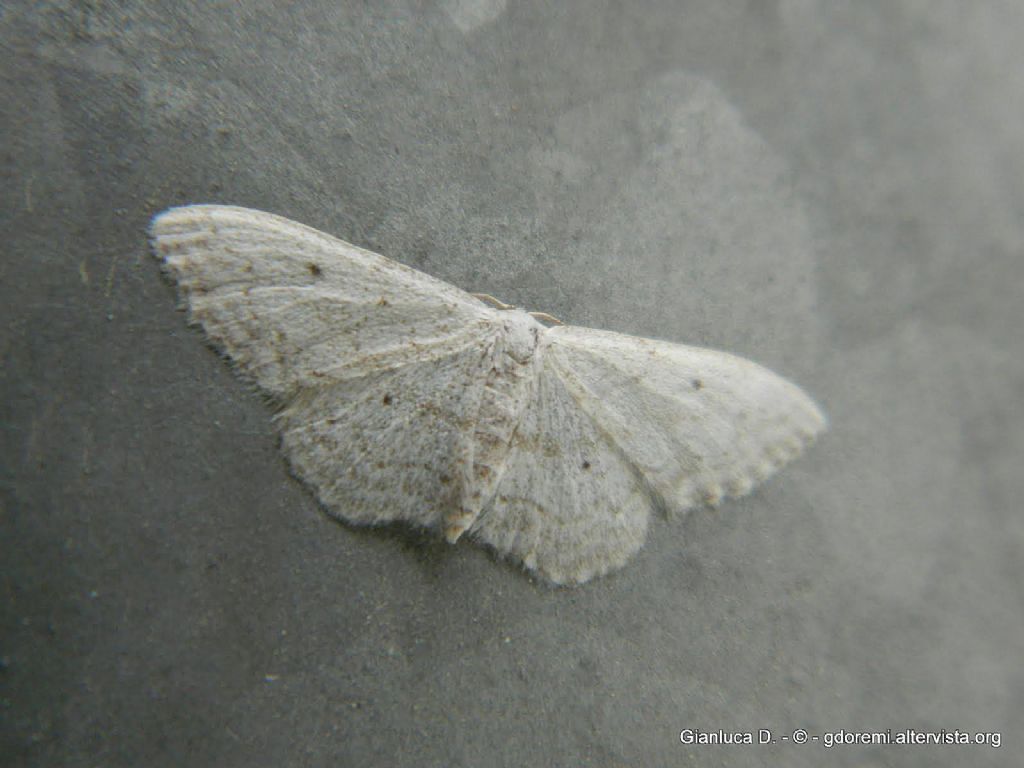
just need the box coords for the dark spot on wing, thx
[692,378,704,390]
[307,262,323,277]
[581,460,591,470]
[382,393,392,405]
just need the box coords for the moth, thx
[151,205,826,584]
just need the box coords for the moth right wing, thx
[151,205,499,399]
[543,325,827,512]
[470,359,653,585]
[471,323,826,585]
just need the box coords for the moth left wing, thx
[277,344,490,532]
[151,205,499,399]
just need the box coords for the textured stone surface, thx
[2,2,1021,766]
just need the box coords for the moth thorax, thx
[500,310,542,364]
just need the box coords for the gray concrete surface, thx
[2,2,1022,766]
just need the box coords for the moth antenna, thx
[528,311,563,326]
[471,293,516,310]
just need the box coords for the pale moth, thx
[151,205,826,585]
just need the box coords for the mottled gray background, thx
[2,2,1022,766]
